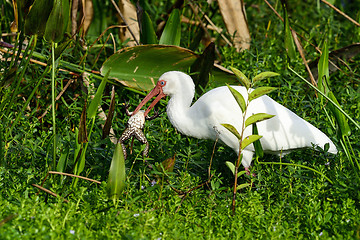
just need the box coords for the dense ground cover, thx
[1,0,359,239]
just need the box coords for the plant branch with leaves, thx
[221,67,279,214]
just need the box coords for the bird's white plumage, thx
[139,71,337,169]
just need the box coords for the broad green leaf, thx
[284,7,296,60]
[252,72,280,85]
[230,67,250,89]
[318,40,330,100]
[236,183,251,190]
[87,69,110,119]
[252,123,264,158]
[159,9,181,46]
[227,85,246,112]
[107,143,126,200]
[139,10,158,44]
[25,0,54,36]
[101,45,198,91]
[221,123,241,140]
[245,113,275,128]
[225,161,236,175]
[241,135,262,150]
[44,0,70,43]
[248,87,276,102]
[328,91,351,137]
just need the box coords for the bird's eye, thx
[159,80,166,86]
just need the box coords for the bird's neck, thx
[166,92,198,137]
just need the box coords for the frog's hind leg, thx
[134,129,149,157]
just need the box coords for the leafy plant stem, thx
[232,98,249,214]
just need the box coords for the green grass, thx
[1,0,360,239]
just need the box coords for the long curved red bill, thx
[132,82,166,117]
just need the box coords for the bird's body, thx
[133,71,337,170]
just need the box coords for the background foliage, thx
[0,0,359,238]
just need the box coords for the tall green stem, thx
[232,98,249,214]
[51,42,57,169]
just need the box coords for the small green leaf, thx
[248,87,276,102]
[241,135,262,150]
[237,170,248,177]
[230,67,250,89]
[107,142,126,200]
[87,69,110,119]
[284,7,296,60]
[227,85,246,112]
[236,183,251,190]
[252,123,264,158]
[245,113,275,128]
[225,161,236,175]
[221,123,241,140]
[159,9,181,46]
[139,10,158,44]
[252,72,280,85]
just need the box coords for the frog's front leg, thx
[123,101,133,116]
[133,128,149,157]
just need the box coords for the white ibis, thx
[133,71,337,172]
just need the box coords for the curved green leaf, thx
[225,161,236,175]
[159,9,181,46]
[245,113,275,128]
[252,72,280,85]
[101,45,198,91]
[221,123,241,140]
[230,67,250,89]
[107,142,126,200]
[241,135,262,150]
[248,87,276,102]
[236,183,251,190]
[87,69,110,119]
[227,85,246,112]
[139,11,158,44]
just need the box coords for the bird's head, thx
[132,71,194,117]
